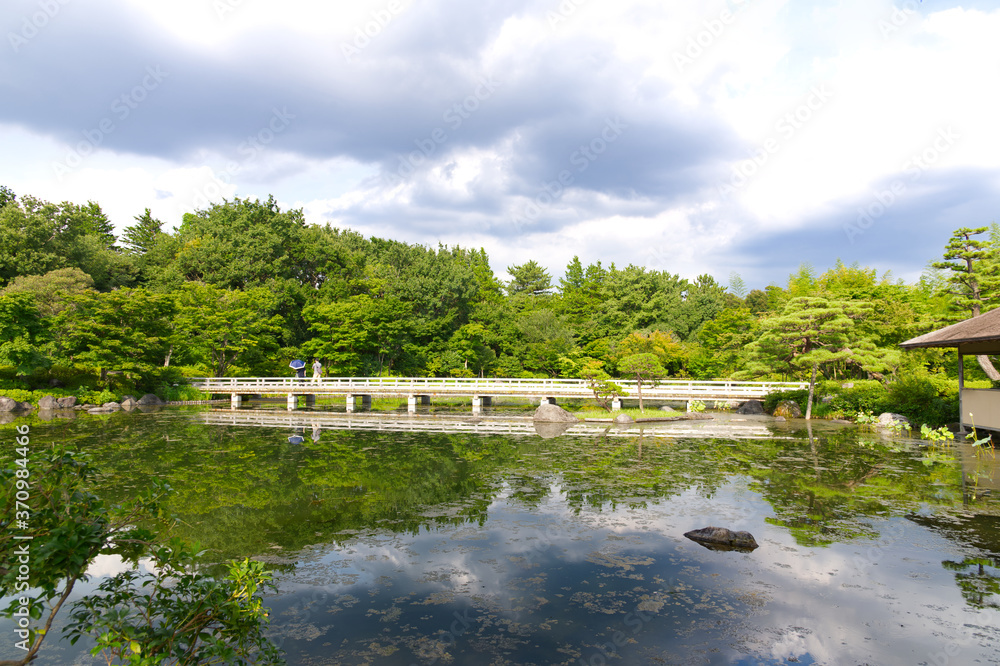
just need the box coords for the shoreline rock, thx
[683,526,759,552]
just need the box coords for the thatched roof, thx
[900,307,1000,353]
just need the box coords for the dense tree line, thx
[0,186,997,393]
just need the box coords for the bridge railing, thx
[188,376,807,398]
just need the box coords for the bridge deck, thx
[191,377,807,401]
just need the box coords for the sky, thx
[2,0,999,289]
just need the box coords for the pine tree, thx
[932,226,1000,380]
[122,208,165,255]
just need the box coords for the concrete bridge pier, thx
[287,394,298,410]
[230,394,242,409]
[347,394,372,412]
[540,397,557,406]
[407,395,432,412]
[305,394,316,407]
[471,396,492,414]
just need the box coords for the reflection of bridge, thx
[190,377,807,412]
[198,410,780,440]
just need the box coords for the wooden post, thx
[958,351,966,434]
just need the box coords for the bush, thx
[763,389,809,414]
[884,377,956,427]
[828,381,887,416]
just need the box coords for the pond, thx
[3,404,1000,664]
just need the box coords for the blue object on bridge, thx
[289,360,306,370]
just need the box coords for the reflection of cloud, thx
[273,478,1000,664]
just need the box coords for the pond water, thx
[3,405,1000,665]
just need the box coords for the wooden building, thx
[900,308,1000,432]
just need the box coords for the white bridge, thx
[189,377,807,412]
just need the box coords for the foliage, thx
[0,446,283,666]
[687,399,706,413]
[618,353,664,411]
[66,545,282,666]
[920,424,954,442]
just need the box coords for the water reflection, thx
[3,410,1000,664]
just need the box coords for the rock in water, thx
[684,526,759,552]
[0,397,17,412]
[736,400,764,415]
[57,396,77,409]
[38,395,59,410]
[137,394,166,406]
[532,403,579,423]
[877,412,911,430]
[772,400,802,418]
[613,413,634,425]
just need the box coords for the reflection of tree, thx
[942,558,1000,609]
[0,413,986,569]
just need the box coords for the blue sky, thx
[2,0,998,289]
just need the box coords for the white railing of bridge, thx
[199,411,781,440]
[188,377,807,399]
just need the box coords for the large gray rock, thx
[532,403,579,423]
[877,412,911,429]
[736,400,765,415]
[87,407,115,414]
[613,413,635,425]
[534,421,574,439]
[772,400,802,419]
[0,397,16,412]
[16,402,33,412]
[38,395,59,410]
[684,526,759,552]
[137,393,166,406]
[57,396,77,409]
[102,402,122,412]
[120,395,139,410]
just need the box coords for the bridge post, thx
[230,394,241,409]
[611,397,622,411]
[346,394,355,412]
[540,397,557,406]
[287,394,297,410]
[408,395,417,413]
[472,396,492,413]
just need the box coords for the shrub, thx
[763,389,809,414]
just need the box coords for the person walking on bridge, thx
[311,359,322,382]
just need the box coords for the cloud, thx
[1,0,998,287]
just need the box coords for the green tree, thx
[121,207,164,255]
[932,226,1000,380]
[0,267,96,316]
[0,293,49,375]
[748,297,885,419]
[618,352,665,411]
[0,185,14,208]
[52,289,174,381]
[172,283,285,376]
[169,196,307,290]
[302,294,412,376]
[506,260,553,297]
